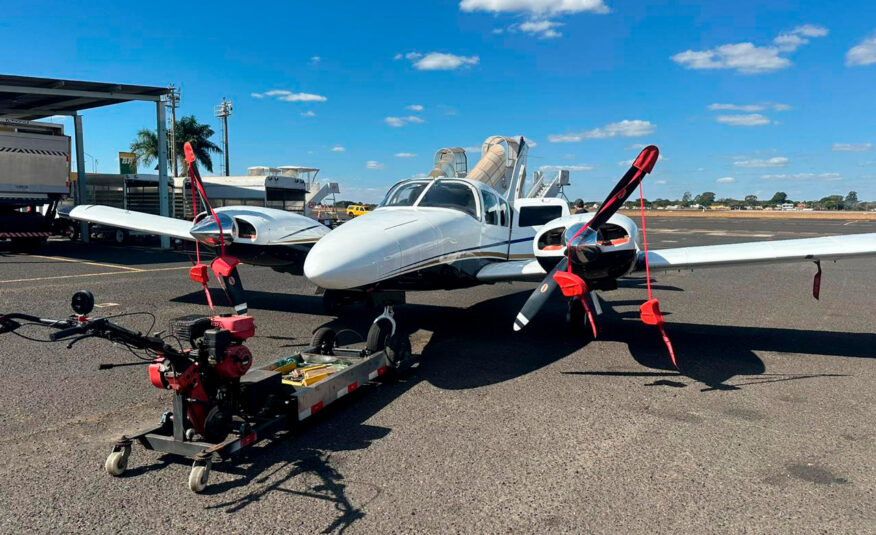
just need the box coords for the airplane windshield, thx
[417,181,478,218]
[379,181,429,207]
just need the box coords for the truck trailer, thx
[0,119,70,250]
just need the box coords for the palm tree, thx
[129,115,222,173]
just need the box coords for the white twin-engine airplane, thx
[66,204,329,274]
[68,137,876,359]
[304,140,876,355]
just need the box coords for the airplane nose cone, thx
[304,222,402,289]
[190,213,236,246]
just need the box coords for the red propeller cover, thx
[639,298,665,326]
[633,145,660,174]
[553,271,587,298]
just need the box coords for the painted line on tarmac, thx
[29,254,144,272]
[0,266,189,284]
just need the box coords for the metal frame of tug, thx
[106,338,393,493]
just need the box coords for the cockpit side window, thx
[379,181,429,207]
[417,181,479,218]
[483,191,502,225]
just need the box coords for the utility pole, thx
[214,97,233,176]
[166,84,180,177]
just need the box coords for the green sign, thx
[119,151,137,174]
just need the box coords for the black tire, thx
[311,327,336,355]
[114,229,129,245]
[385,332,413,370]
[567,298,585,330]
[366,319,392,354]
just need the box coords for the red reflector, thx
[377,366,387,376]
[311,401,324,414]
[240,432,257,447]
[348,382,358,393]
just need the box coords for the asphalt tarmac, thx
[0,217,874,534]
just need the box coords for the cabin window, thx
[417,181,478,218]
[483,191,502,225]
[517,205,562,227]
[380,181,429,207]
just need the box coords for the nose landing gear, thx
[366,305,412,371]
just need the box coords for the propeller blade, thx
[513,257,568,331]
[579,145,659,234]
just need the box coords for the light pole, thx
[214,97,232,176]
[166,85,180,177]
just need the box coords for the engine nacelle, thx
[533,213,640,287]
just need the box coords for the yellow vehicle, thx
[345,204,371,217]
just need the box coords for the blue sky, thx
[4,0,875,202]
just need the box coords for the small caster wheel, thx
[105,446,130,477]
[185,428,198,441]
[188,462,210,493]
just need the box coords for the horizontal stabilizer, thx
[638,233,876,272]
[67,205,195,242]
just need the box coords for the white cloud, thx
[847,34,876,66]
[716,114,771,126]
[548,119,656,142]
[617,159,633,167]
[404,52,480,71]
[516,19,563,39]
[672,25,827,74]
[733,157,789,168]
[774,25,829,52]
[406,104,424,112]
[708,102,790,112]
[395,152,417,158]
[365,160,385,170]
[539,164,594,172]
[832,142,872,152]
[384,116,425,127]
[300,110,316,117]
[331,146,346,152]
[716,176,735,183]
[655,180,667,185]
[252,90,328,102]
[310,56,321,64]
[459,0,610,15]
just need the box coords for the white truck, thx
[0,119,71,250]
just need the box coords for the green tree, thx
[744,194,758,207]
[770,191,788,204]
[130,115,222,173]
[819,195,844,210]
[681,191,692,207]
[694,191,716,206]
[845,191,859,209]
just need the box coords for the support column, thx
[156,99,170,249]
[73,114,89,243]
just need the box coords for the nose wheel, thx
[367,306,413,371]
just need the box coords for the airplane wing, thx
[476,259,547,283]
[66,205,195,242]
[636,233,876,273]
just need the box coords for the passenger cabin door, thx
[481,189,511,259]
[510,198,567,260]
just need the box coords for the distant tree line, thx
[609,190,873,211]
